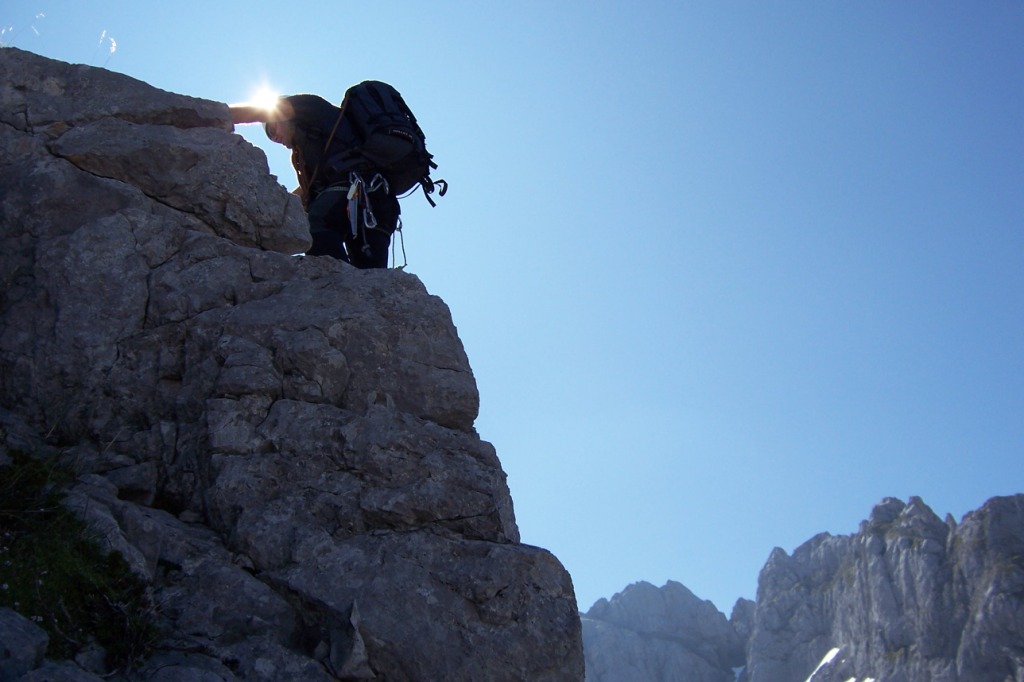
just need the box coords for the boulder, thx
[0,608,49,682]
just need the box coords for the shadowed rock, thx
[0,47,583,681]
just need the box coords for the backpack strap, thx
[307,93,352,195]
[418,173,448,207]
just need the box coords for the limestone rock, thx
[581,580,744,682]
[745,495,1024,682]
[0,608,49,682]
[0,47,583,681]
[580,495,1024,682]
[729,597,755,645]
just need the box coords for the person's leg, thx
[346,228,392,269]
[344,190,399,269]
[305,190,349,260]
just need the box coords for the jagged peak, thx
[862,496,907,531]
[582,494,1024,681]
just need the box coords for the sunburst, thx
[249,85,280,114]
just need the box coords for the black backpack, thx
[328,80,446,205]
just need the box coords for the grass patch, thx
[0,448,159,671]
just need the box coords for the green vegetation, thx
[883,645,909,664]
[0,448,158,671]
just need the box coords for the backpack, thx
[330,80,446,205]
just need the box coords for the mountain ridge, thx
[583,494,1024,682]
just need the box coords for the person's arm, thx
[228,99,296,125]
[229,105,269,125]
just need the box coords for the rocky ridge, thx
[582,495,1024,682]
[0,47,583,681]
[745,494,1024,682]
[581,580,746,682]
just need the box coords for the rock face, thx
[581,580,744,682]
[745,495,1024,682]
[0,47,583,681]
[580,495,1024,682]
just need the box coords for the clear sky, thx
[5,1,1022,615]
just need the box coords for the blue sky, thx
[5,1,1022,614]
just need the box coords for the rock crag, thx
[580,495,1024,682]
[745,495,1024,682]
[581,580,745,682]
[0,47,583,681]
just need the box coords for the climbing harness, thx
[346,172,389,236]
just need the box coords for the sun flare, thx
[250,85,281,113]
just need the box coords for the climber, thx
[230,94,398,268]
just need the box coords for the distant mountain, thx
[582,580,746,682]
[582,495,1024,682]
